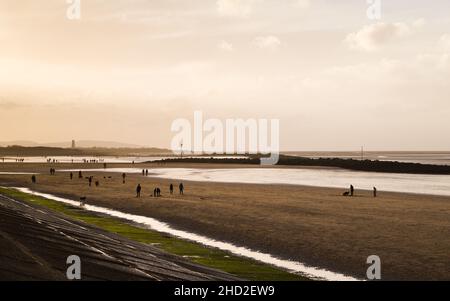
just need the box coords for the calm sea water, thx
[2,152,450,165]
[60,167,450,197]
[286,151,450,166]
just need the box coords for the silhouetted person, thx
[79,171,83,179]
[70,172,73,180]
[88,176,93,187]
[142,169,145,176]
[373,187,377,198]
[350,185,354,197]
[170,184,174,194]
[153,188,157,197]
[31,175,36,184]
[103,163,107,169]
[145,169,149,176]
[122,173,126,184]
[156,188,161,197]
[136,184,142,198]
[179,183,184,195]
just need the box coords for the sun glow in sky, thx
[1,0,450,150]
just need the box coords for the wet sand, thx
[1,162,449,280]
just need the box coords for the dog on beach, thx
[79,196,86,207]
[342,191,350,196]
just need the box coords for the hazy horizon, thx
[3,139,450,153]
[1,1,450,151]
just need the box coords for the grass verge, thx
[0,187,308,281]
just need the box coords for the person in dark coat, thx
[373,187,377,198]
[170,184,174,195]
[31,175,36,184]
[70,172,73,180]
[350,185,354,197]
[122,173,126,184]
[136,184,142,198]
[179,183,184,195]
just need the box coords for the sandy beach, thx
[0,162,449,280]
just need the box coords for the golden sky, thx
[1,0,450,150]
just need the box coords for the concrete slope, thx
[0,193,240,281]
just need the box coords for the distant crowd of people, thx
[0,158,25,162]
[32,168,187,201]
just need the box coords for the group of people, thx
[87,176,99,187]
[344,185,377,198]
[49,168,56,175]
[82,159,104,164]
[136,183,184,198]
[142,169,149,176]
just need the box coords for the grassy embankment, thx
[0,187,307,281]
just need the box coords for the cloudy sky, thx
[1,0,450,150]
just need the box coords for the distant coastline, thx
[0,146,171,157]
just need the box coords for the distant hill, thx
[0,145,172,157]
[0,140,146,148]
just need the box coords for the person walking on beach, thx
[156,188,161,197]
[179,183,184,195]
[70,172,73,180]
[88,176,93,187]
[350,185,354,197]
[153,188,157,197]
[79,171,83,179]
[122,173,126,184]
[31,175,36,184]
[170,184,174,195]
[145,169,149,176]
[136,184,142,198]
[373,187,377,198]
[142,169,145,176]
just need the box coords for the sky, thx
[1,0,450,151]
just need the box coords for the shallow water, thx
[14,187,358,281]
[0,156,167,163]
[289,152,450,165]
[60,167,450,197]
